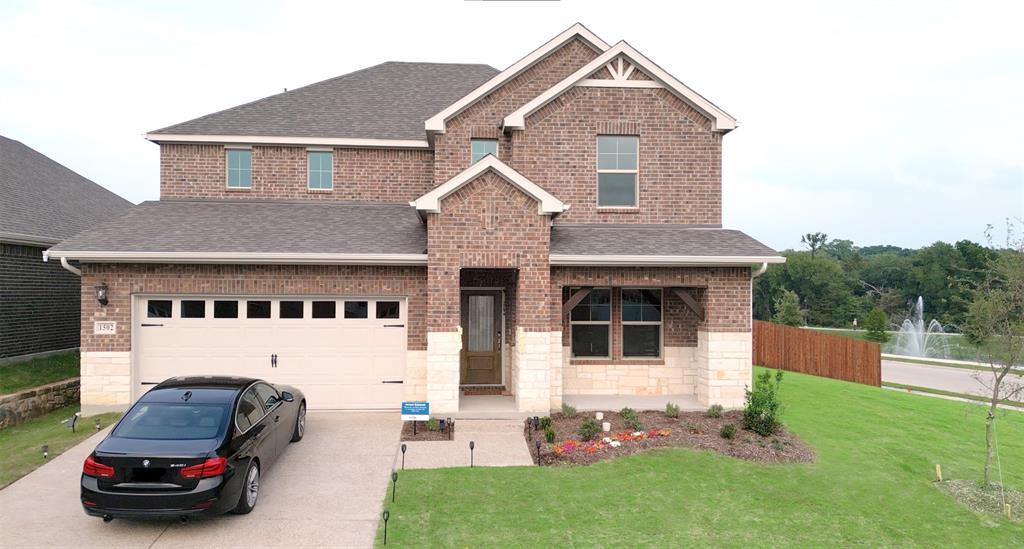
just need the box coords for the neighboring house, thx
[48,24,784,415]
[0,135,132,361]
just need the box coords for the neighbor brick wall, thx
[0,244,80,358]
[79,264,428,352]
[550,266,751,335]
[513,87,721,224]
[426,172,551,333]
[433,38,602,184]
[160,144,434,202]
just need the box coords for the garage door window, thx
[376,301,400,319]
[312,301,336,318]
[181,300,206,318]
[246,301,271,319]
[214,300,238,318]
[147,300,172,318]
[280,301,304,319]
[344,301,368,319]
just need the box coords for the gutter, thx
[550,254,786,267]
[60,257,82,276]
[751,261,769,278]
[45,250,429,266]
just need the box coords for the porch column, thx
[696,331,752,408]
[512,261,556,413]
[425,257,461,413]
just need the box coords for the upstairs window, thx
[308,151,333,190]
[226,149,252,188]
[597,135,638,207]
[470,139,498,163]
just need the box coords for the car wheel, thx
[232,461,260,514]
[290,402,306,442]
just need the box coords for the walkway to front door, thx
[460,289,502,385]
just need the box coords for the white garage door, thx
[134,296,407,410]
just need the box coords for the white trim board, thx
[44,251,428,265]
[550,254,785,267]
[145,133,430,149]
[424,23,610,135]
[411,155,567,215]
[503,42,737,132]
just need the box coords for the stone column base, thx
[80,351,131,416]
[426,330,461,413]
[696,331,752,409]
[514,328,559,413]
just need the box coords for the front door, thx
[460,290,502,384]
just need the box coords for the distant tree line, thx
[754,232,1003,331]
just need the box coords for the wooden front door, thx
[460,290,502,384]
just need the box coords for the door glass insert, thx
[467,295,494,352]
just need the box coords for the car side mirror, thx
[280,391,294,403]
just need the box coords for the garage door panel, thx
[136,297,407,409]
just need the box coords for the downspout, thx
[60,256,82,277]
[751,261,768,278]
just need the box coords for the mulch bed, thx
[400,420,456,442]
[936,480,1023,522]
[525,410,815,466]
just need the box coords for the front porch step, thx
[460,385,507,396]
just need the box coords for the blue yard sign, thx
[401,401,429,421]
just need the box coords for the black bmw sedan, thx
[81,376,306,521]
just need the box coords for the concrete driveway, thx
[882,359,1024,397]
[0,412,400,548]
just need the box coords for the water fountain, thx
[892,296,950,358]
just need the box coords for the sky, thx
[1,0,1021,251]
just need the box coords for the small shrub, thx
[544,426,556,443]
[771,438,785,452]
[720,423,736,439]
[427,418,439,431]
[664,402,680,418]
[539,416,552,430]
[561,403,578,418]
[625,418,645,431]
[706,404,723,418]
[620,407,638,421]
[743,369,785,436]
[578,419,601,441]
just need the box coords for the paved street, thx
[882,359,1024,397]
[0,412,400,548]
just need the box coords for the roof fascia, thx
[145,134,430,149]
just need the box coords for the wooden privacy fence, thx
[752,320,881,386]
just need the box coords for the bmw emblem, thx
[142,459,150,468]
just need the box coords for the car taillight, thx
[180,457,227,479]
[83,456,115,478]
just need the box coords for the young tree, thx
[863,307,890,343]
[772,290,804,326]
[801,232,828,258]
[963,222,1024,486]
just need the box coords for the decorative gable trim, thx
[424,23,610,135]
[503,42,738,133]
[411,155,567,215]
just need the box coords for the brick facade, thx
[1,244,80,358]
[79,264,428,352]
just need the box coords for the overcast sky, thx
[1,0,1021,251]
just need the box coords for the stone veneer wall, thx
[562,346,697,397]
[0,377,80,429]
[696,331,752,408]
[80,351,131,415]
[426,331,461,413]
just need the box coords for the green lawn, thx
[0,405,120,489]
[375,368,1023,547]
[0,351,80,394]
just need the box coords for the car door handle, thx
[382,380,404,384]
[271,354,277,368]
[141,323,163,327]
[274,416,280,423]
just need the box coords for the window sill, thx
[307,188,334,193]
[226,187,252,191]
[596,207,639,213]
[570,358,665,366]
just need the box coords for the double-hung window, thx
[597,135,638,207]
[226,149,252,188]
[569,288,611,358]
[470,139,498,163]
[308,150,333,190]
[621,289,662,358]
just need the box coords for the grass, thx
[882,382,1024,408]
[0,404,120,489]
[375,368,1023,547]
[0,351,80,394]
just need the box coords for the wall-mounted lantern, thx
[94,282,109,306]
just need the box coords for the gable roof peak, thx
[424,23,611,135]
[411,155,567,215]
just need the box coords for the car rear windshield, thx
[113,403,231,440]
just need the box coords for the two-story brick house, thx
[48,24,783,416]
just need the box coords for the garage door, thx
[134,296,407,410]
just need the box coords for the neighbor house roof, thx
[0,135,133,246]
[147,62,499,145]
[550,225,784,266]
[46,200,427,264]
